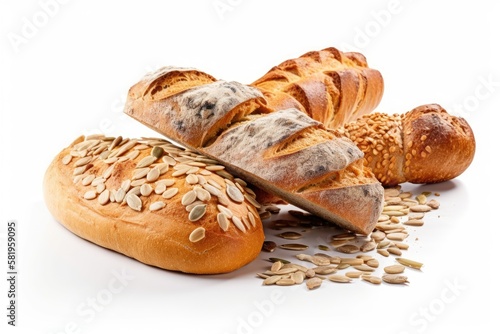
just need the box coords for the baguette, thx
[43,135,265,274]
[251,47,384,129]
[339,104,476,186]
[125,67,384,235]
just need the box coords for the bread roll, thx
[43,135,265,274]
[125,67,384,235]
[251,47,384,129]
[339,104,476,186]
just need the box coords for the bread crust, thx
[251,47,384,129]
[43,135,264,274]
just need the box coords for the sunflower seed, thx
[396,257,424,270]
[427,199,440,209]
[306,277,322,290]
[276,278,296,286]
[382,274,409,284]
[404,219,424,226]
[362,275,382,285]
[366,258,379,268]
[345,271,364,278]
[384,265,405,274]
[314,266,337,275]
[377,249,390,257]
[247,211,256,227]
[335,244,360,254]
[292,271,305,284]
[271,261,283,272]
[189,204,207,222]
[387,247,403,256]
[126,193,142,211]
[360,240,377,252]
[386,232,408,242]
[353,264,375,272]
[263,276,282,285]
[410,204,432,212]
[328,275,352,283]
[189,227,205,243]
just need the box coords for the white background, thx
[1,0,498,333]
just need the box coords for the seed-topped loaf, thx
[43,134,265,274]
[125,67,384,235]
[251,47,384,129]
[339,104,476,186]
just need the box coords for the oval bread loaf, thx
[340,104,476,186]
[43,135,265,274]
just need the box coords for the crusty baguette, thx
[339,104,476,186]
[43,134,264,274]
[125,67,384,235]
[251,47,384,129]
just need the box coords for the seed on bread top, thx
[63,135,262,242]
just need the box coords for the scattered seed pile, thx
[256,187,438,289]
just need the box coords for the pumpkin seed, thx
[217,213,229,231]
[136,155,157,168]
[98,189,110,205]
[181,190,197,206]
[83,190,97,200]
[232,216,246,232]
[226,184,244,203]
[189,227,205,243]
[188,204,207,222]
[149,201,166,211]
[151,146,164,158]
[126,193,142,211]
[279,243,309,251]
[277,231,302,240]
